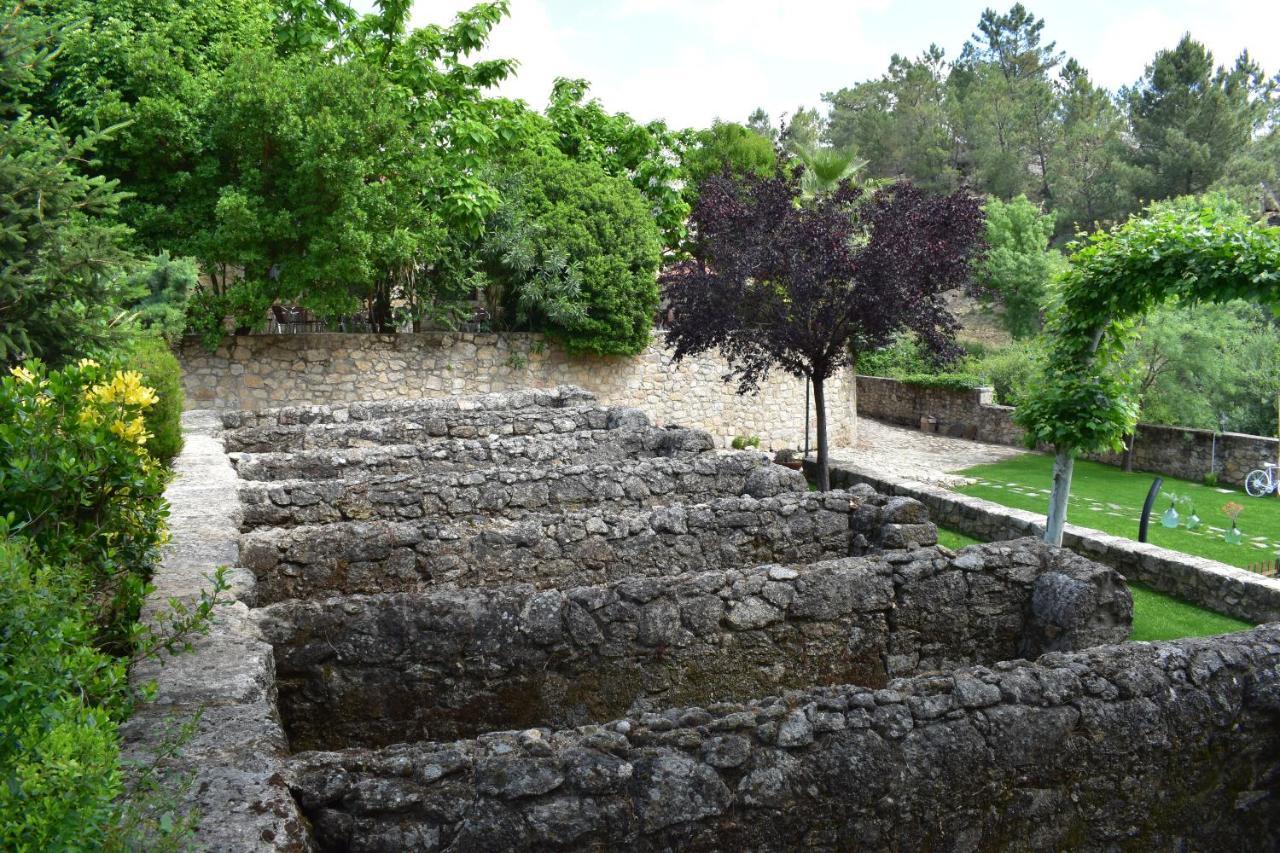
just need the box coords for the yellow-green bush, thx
[0,360,172,846]
[125,337,184,464]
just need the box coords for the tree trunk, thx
[1044,448,1074,546]
[1122,433,1136,472]
[849,353,859,452]
[813,375,830,492]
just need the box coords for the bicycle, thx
[1244,462,1280,497]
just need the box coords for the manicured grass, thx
[954,453,1280,573]
[934,523,1254,641]
[1127,583,1253,641]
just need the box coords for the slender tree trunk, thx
[1044,448,1074,546]
[813,375,830,492]
[1122,432,1136,472]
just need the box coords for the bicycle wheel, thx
[1245,469,1271,497]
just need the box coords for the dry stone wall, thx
[238,451,804,528]
[180,331,857,450]
[257,541,1130,752]
[857,374,1280,487]
[230,425,715,482]
[288,626,1280,852]
[237,489,941,605]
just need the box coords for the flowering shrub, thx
[0,359,170,648]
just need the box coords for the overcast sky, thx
[374,1,1280,129]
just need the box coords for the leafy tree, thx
[824,46,959,194]
[544,77,688,252]
[487,146,662,356]
[0,9,133,366]
[788,142,869,199]
[663,170,984,489]
[1124,35,1273,199]
[1016,202,1280,545]
[678,121,776,208]
[976,195,1064,337]
[746,107,778,142]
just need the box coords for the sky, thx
[379,1,1280,129]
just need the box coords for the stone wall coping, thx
[119,411,311,851]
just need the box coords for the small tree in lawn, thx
[1017,203,1280,546]
[662,168,985,490]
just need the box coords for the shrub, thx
[124,337,185,465]
[896,373,986,392]
[731,435,761,450]
[857,333,940,378]
[965,339,1047,406]
[0,538,125,850]
[0,360,170,649]
[119,254,199,345]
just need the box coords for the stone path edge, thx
[119,410,312,851]
[813,459,1280,625]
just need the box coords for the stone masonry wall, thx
[288,625,1280,852]
[857,374,1279,487]
[258,541,1131,751]
[818,461,1280,624]
[238,451,804,529]
[181,332,857,450]
[230,425,715,482]
[237,487,940,605]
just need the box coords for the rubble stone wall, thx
[180,331,858,450]
[258,541,1131,751]
[231,425,715,482]
[237,488,941,604]
[288,625,1280,852]
[238,452,804,529]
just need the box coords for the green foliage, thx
[545,78,688,251]
[857,333,941,378]
[0,538,125,851]
[124,338,184,465]
[965,338,1047,406]
[976,195,1064,337]
[1016,202,1280,455]
[118,253,199,344]
[730,435,760,450]
[896,373,986,392]
[678,121,776,207]
[492,147,662,356]
[0,360,170,647]
[0,8,134,367]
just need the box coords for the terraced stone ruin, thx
[170,386,1280,850]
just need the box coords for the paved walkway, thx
[827,417,1028,487]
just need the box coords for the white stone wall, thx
[179,332,856,450]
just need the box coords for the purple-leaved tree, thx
[662,167,985,490]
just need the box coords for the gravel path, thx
[827,417,1029,487]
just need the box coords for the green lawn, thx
[954,453,1280,573]
[934,523,1255,641]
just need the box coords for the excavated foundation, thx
[192,387,1280,851]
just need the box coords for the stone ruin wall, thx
[180,331,858,451]
[257,543,1129,752]
[129,386,1280,850]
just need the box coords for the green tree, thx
[0,9,133,366]
[544,77,688,252]
[678,120,776,208]
[1125,35,1273,200]
[976,195,1063,337]
[488,146,662,356]
[1051,59,1139,232]
[1016,202,1280,545]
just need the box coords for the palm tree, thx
[789,143,871,199]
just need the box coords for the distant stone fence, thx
[856,375,1279,487]
[180,332,856,450]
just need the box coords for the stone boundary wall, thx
[230,426,716,482]
[258,542,1130,751]
[180,331,857,450]
[857,374,1279,487]
[238,452,804,529]
[222,402,615,453]
[222,385,597,430]
[288,625,1280,851]
[814,460,1280,624]
[237,488,940,605]
[119,412,310,850]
